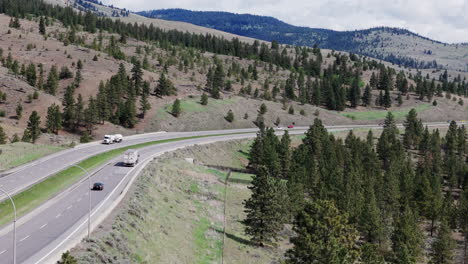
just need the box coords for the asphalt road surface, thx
[0,122,464,263]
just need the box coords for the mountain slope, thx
[139,9,468,71]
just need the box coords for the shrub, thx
[288,105,295,115]
[225,110,234,123]
[80,131,93,143]
[59,66,73,79]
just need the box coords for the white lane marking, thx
[66,205,72,210]
[20,235,30,242]
[39,223,48,230]
[0,250,6,255]
[55,213,61,218]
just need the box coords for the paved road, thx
[0,122,464,263]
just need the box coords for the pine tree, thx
[26,63,37,87]
[73,70,82,88]
[39,16,46,35]
[62,85,76,130]
[349,76,361,108]
[391,205,422,263]
[259,103,267,115]
[0,125,7,144]
[360,182,383,243]
[83,97,98,133]
[74,94,84,129]
[243,167,287,246]
[200,93,208,105]
[155,73,176,97]
[46,103,62,134]
[121,96,137,128]
[403,109,424,149]
[459,187,468,260]
[131,61,143,95]
[285,200,360,263]
[24,111,41,143]
[278,130,291,178]
[362,84,371,106]
[15,103,23,120]
[430,220,455,264]
[397,93,403,106]
[172,99,181,117]
[139,92,150,118]
[46,65,59,95]
[383,88,392,108]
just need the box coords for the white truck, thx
[103,134,123,144]
[123,149,139,167]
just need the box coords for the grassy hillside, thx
[71,140,293,263]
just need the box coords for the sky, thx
[101,0,468,43]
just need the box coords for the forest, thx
[245,111,467,262]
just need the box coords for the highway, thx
[0,122,464,263]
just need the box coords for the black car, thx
[92,182,104,191]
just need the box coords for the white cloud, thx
[101,0,468,43]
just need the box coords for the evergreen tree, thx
[360,182,383,243]
[360,243,385,264]
[62,85,76,130]
[459,187,468,260]
[430,220,455,264]
[15,103,23,120]
[349,76,361,108]
[200,93,208,105]
[362,84,371,106]
[24,111,41,143]
[46,103,62,134]
[285,200,360,263]
[154,73,176,97]
[83,97,98,133]
[74,94,84,129]
[391,205,422,263]
[131,61,143,95]
[39,16,46,35]
[259,103,267,115]
[383,88,392,108]
[139,92,150,118]
[0,125,7,144]
[26,63,37,87]
[278,130,291,179]
[243,167,287,246]
[403,109,424,149]
[46,65,59,95]
[172,99,181,117]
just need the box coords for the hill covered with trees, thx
[0,0,466,146]
[139,9,468,71]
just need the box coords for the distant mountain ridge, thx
[138,8,468,71]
